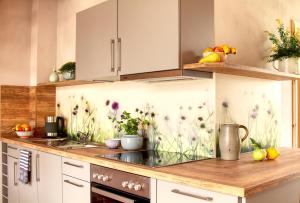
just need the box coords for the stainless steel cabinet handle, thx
[13,162,18,186]
[63,161,83,168]
[36,154,40,182]
[111,39,115,72]
[64,180,84,188]
[8,146,18,150]
[117,38,122,71]
[171,189,213,201]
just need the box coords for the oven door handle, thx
[91,187,136,203]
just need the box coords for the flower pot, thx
[287,58,300,74]
[273,60,289,73]
[121,135,143,150]
[49,70,59,83]
[62,71,75,80]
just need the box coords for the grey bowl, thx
[121,135,143,150]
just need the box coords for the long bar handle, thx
[8,146,18,150]
[36,154,40,182]
[117,38,122,72]
[64,180,84,188]
[171,189,213,201]
[13,162,18,186]
[111,39,115,72]
[92,187,135,203]
[63,161,84,168]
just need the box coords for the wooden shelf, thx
[184,63,300,81]
[37,80,96,87]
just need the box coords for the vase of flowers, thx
[266,19,300,74]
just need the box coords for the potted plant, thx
[59,62,76,80]
[266,19,300,73]
[118,111,144,150]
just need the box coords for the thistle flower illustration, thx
[111,101,119,110]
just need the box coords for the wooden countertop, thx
[2,136,300,198]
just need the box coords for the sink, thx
[30,138,102,150]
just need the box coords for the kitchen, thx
[1,0,300,203]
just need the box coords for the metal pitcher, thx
[219,123,249,160]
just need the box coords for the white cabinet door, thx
[8,156,19,203]
[63,175,90,203]
[37,151,62,203]
[18,148,38,203]
[76,0,118,80]
[157,180,238,203]
[118,0,180,75]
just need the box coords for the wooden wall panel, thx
[0,86,30,135]
[0,85,56,137]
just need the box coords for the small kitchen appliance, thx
[219,123,249,160]
[91,164,150,202]
[45,116,58,137]
[56,116,66,137]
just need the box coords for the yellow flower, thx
[276,19,283,27]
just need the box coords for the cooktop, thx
[97,150,210,168]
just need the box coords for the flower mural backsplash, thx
[56,75,292,158]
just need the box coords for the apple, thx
[24,127,32,131]
[214,47,224,52]
[252,149,266,161]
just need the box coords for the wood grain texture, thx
[37,80,95,87]
[2,136,300,198]
[0,86,30,135]
[184,63,300,80]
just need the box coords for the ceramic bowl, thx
[16,131,34,138]
[105,138,121,149]
[121,135,143,150]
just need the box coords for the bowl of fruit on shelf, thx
[12,124,34,138]
[199,45,237,64]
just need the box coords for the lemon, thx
[199,53,221,63]
[266,147,280,160]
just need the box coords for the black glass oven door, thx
[91,185,150,203]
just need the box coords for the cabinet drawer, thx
[62,157,90,182]
[63,175,90,203]
[157,180,238,203]
[7,144,19,158]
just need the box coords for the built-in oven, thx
[91,164,150,203]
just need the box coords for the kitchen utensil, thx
[56,116,66,137]
[45,116,57,137]
[219,123,249,160]
[121,135,143,150]
[105,139,121,149]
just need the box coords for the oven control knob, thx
[128,182,135,189]
[134,184,142,191]
[122,181,129,188]
[102,175,109,182]
[97,174,103,180]
[92,173,98,179]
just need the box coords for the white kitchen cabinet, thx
[37,151,62,203]
[157,180,238,203]
[118,0,179,75]
[62,175,90,203]
[62,157,90,203]
[18,148,38,203]
[76,0,118,81]
[7,156,19,203]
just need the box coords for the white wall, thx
[0,0,32,85]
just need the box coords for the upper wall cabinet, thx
[118,0,179,75]
[76,0,118,81]
[76,0,214,80]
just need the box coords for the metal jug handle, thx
[239,125,249,142]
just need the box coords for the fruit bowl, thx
[105,139,121,149]
[15,131,34,138]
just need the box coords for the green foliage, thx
[250,138,262,149]
[118,111,140,135]
[59,62,76,73]
[266,20,300,62]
